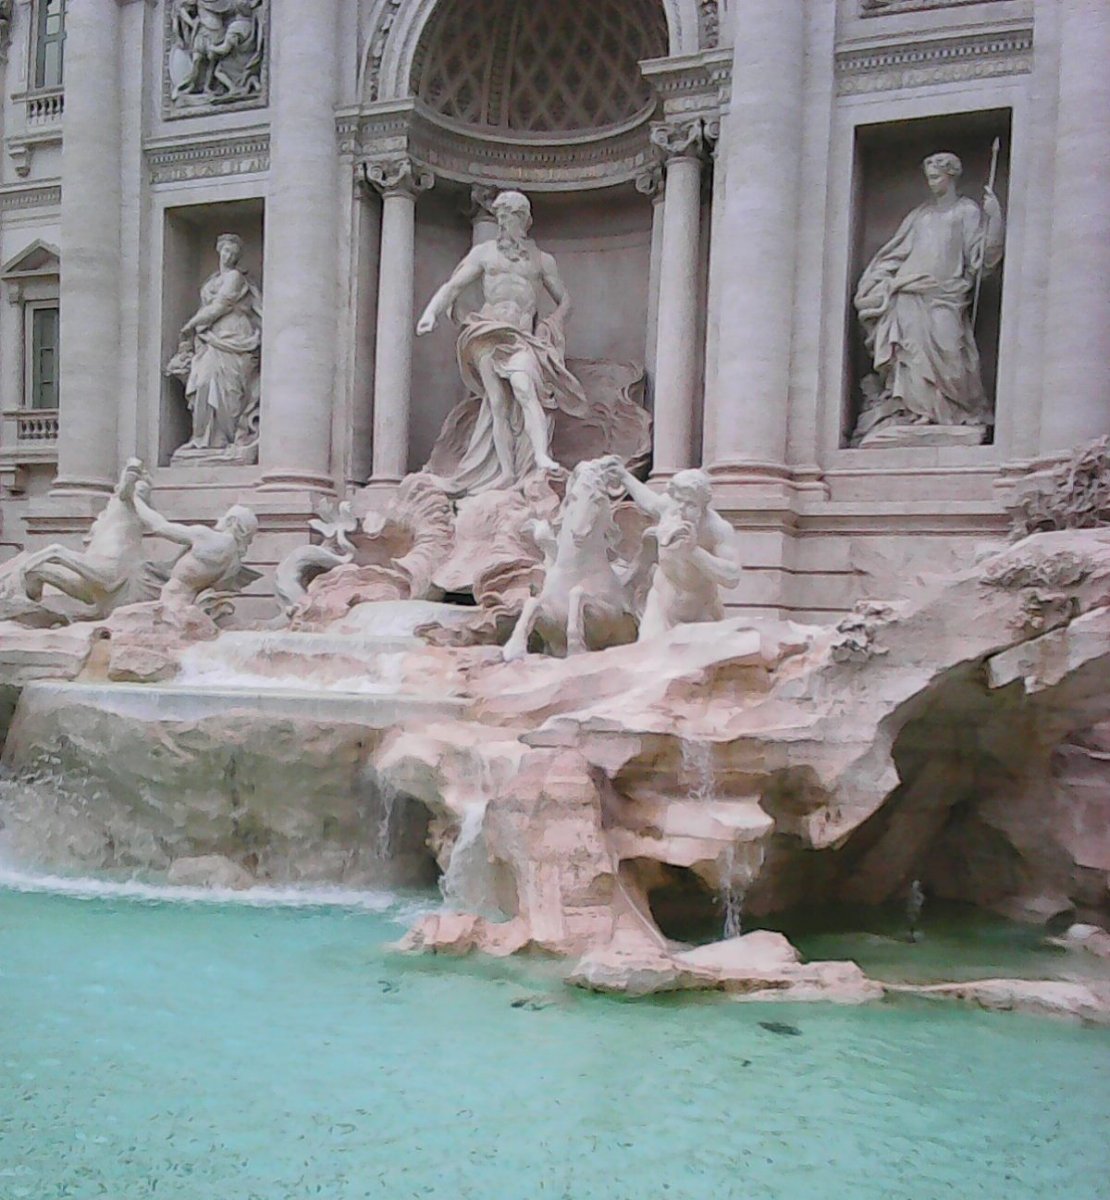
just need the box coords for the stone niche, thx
[844,108,1011,448]
[409,183,653,472]
[159,199,264,466]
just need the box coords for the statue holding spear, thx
[853,145,1005,437]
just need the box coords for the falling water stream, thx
[681,738,761,939]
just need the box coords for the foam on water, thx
[0,861,411,911]
[176,632,410,695]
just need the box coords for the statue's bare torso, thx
[474,240,548,333]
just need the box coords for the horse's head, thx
[562,460,616,549]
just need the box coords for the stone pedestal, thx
[366,159,434,483]
[257,0,341,492]
[52,0,122,495]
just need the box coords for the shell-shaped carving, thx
[358,473,455,600]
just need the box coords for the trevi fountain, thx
[0,1,1106,1197]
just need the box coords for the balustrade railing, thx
[25,89,64,126]
[15,410,59,443]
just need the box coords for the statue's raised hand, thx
[982,184,1002,222]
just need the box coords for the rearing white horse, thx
[502,460,639,660]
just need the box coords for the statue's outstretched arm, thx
[417,248,485,334]
[132,492,197,548]
[183,269,246,335]
[699,512,743,587]
[600,456,666,518]
[692,546,742,589]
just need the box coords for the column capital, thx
[362,157,435,200]
[635,163,665,201]
[463,182,501,224]
[650,117,713,165]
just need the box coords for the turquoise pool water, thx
[2,883,1107,1200]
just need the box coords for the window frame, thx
[32,0,66,93]
[25,300,60,412]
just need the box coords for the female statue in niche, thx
[166,233,262,466]
[852,151,1004,446]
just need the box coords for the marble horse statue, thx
[502,459,640,660]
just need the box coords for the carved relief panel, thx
[163,0,270,119]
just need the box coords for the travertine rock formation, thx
[0,526,1107,1009]
[379,528,1110,992]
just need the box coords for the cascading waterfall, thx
[374,776,400,862]
[721,843,744,939]
[439,803,488,907]
[680,738,715,805]
[720,840,765,939]
[680,737,764,940]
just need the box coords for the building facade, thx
[0,0,1106,620]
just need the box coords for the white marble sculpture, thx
[852,151,1004,447]
[502,459,639,660]
[132,488,259,616]
[13,459,160,619]
[166,233,262,466]
[416,190,589,496]
[272,500,359,620]
[168,0,266,109]
[602,459,742,640]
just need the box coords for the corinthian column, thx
[258,0,341,491]
[650,119,708,477]
[52,0,123,494]
[1038,0,1110,453]
[366,158,434,483]
[702,0,805,476]
[636,165,666,389]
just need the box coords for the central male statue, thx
[416,190,588,495]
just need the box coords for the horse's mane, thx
[564,461,622,553]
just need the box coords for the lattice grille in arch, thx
[413,0,669,134]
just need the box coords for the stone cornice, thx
[640,47,733,119]
[145,130,270,185]
[859,0,1021,15]
[835,27,1033,95]
[340,101,659,192]
[0,180,61,212]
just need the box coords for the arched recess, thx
[359,0,713,107]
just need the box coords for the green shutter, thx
[31,306,59,411]
[35,0,66,90]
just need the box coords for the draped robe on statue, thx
[180,270,262,454]
[854,196,1002,427]
[438,307,590,496]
